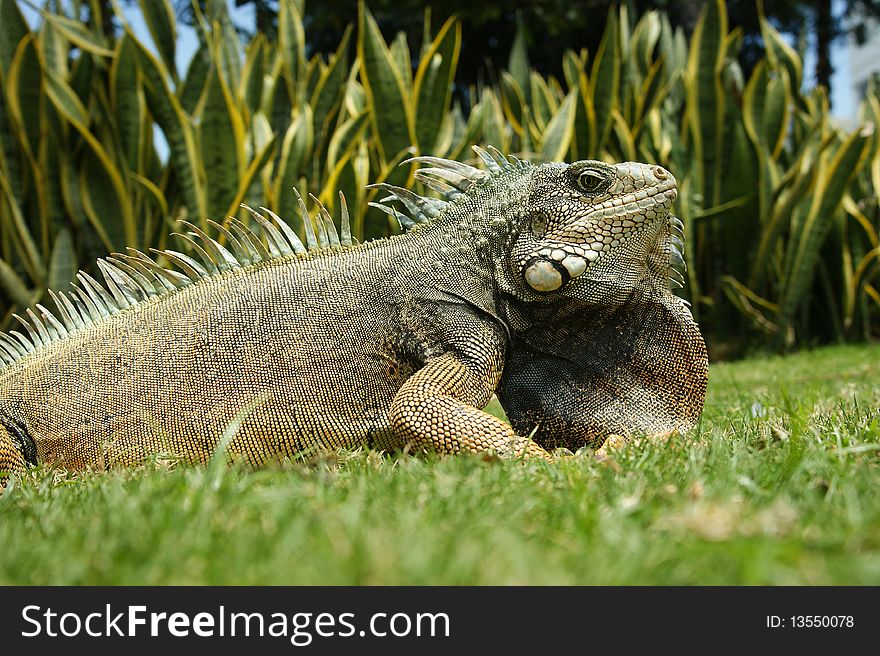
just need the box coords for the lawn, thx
[1,343,879,585]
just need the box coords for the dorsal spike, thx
[77,272,118,315]
[14,312,44,348]
[258,207,307,254]
[36,303,68,339]
[309,194,340,247]
[39,316,61,341]
[207,219,252,265]
[367,184,430,223]
[228,218,270,262]
[97,260,137,307]
[314,210,329,247]
[324,213,340,246]
[0,335,24,360]
[424,197,448,214]
[241,204,289,256]
[367,201,397,221]
[71,284,102,322]
[103,257,147,301]
[172,233,220,274]
[403,156,489,183]
[96,262,128,308]
[37,310,61,341]
[110,258,151,301]
[107,256,161,298]
[26,308,53,344]
[180,220,238,271]
[379,195,425,225]
[368,202,416,230]
[9,330,33,353]
[411,167,478,192]
[0,333,26,357]
[48,290,80,331]
[121,250,185,291]
[413,172,464,200]
[486,145,514,171]
[338,192,353,246]
[670,248,686,270]
[388,205,413,232]
[390,183,446,219]
[155,249,210,280]
[472,145,502,173]
[62,290,90,326]
[292,189,319,250]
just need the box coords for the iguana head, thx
[512,159,679,303]
[490,155,708,450]
[379,147,707,450]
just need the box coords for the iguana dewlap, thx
[0,147,707,477]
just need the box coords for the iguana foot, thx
[594,433,628,461]
[594,430,678,461]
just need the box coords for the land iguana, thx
[0,146,708,479]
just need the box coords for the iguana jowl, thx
[0,146,707,477]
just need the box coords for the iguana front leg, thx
[389,352,549,458]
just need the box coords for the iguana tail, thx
[0,416,36,486]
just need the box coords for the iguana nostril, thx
[653,166,668,179]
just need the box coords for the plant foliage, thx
[0,0,877,351]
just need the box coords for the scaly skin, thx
[0,147,707,480]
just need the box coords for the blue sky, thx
[19,0,861,119]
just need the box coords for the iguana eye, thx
[576,169,605,194]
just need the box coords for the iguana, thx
[0,146,707,479]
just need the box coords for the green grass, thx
[2,343,879,585]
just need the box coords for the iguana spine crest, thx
[0,146,529,371]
